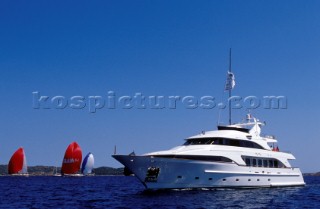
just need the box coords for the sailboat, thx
[61,142,83,176]
[81,152,94,175]
[8,147,28,176]
[53,166,61,176]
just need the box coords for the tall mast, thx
[228,48,232,125]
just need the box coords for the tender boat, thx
[61,142,83,176]
[113,51,305,190]
[8,147,28,176]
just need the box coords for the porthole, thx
[209,178,213,180]
[195,177,199,180]
[177,176,182,179]
[222,179,226,181]
[236,179,239,181]
[248,179,251,181]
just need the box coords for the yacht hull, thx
[113,155,305,190]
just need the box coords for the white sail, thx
[81,153,94,175]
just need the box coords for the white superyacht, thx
[113,114,305,189]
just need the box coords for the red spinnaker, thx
[8,147,26,174]
[61,142,82,174]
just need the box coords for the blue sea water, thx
[0,176,319,209]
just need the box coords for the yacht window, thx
[278,161,285,168]
[242,156,286,168]
[263,160,268,167]
[230,140,240,146]
[252,142,264,149]
[206,138,214,144]
[252,159,257,167]
[252,143,262,149]
[241,141,253,148]
[245,158,251,166]
[184,137,265,150]
[218,138,224,145]
[184,138,215,145]
[247,141,254,148]
[269,160,274,168]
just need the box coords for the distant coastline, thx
[303,172,320,177]
[0,165,124,176]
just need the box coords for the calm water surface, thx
[0,176,319,208]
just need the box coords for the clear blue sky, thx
[0,0,319,172]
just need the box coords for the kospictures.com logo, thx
[32,91,287,113]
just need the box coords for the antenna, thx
[228,48,232,125]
